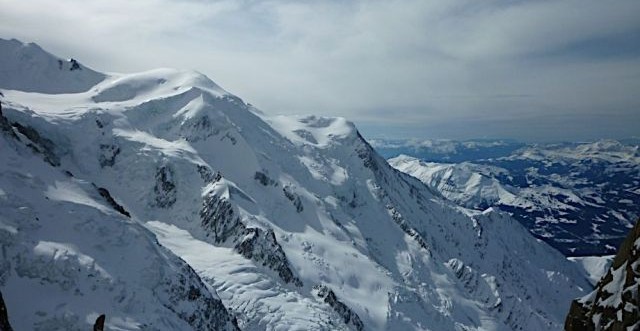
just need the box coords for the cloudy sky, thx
[1,0,639,141]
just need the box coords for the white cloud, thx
[0,0,638,141]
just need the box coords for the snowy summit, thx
[0,38,592,330]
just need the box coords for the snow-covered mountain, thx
[0,132,240,331]
[389,143,640,256]
[0,38,592,330]
[0,38,105,93]
[388,157,515,210]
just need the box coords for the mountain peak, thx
[1,38,593,331]
[0,38,105,93]
[91,68,228,104]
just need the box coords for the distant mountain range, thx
[370,138,526,162]
[379,139,640,256]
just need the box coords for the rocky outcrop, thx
[254,171,277,186]
[98,144,120,167]
[283,185,304,213]
[197,165,221,183]
[161,265,240,331]
[386,204,430,252]
[0,290,13,331]
[93,314,105,331]
[565,218,640,331]
[313,285,364,331]
[201,191,302,287]
[69,59,81,71]
[154,165,177,208]
[354,131,380,173]
[0,99,16,139]
[0,116,15,138]
[96,187,131,217]
[10,121,59,166]
[446,258,501,309]
[0,104,59,166]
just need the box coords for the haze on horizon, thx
[1,0,639,142]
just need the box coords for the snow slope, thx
[0,38,105,93]
[0,116,239,330]
[568,255,614,286]
[0,38,591,330]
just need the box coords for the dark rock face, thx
[565,218,640,331]
[0,291,13,331]
[235,227,302,286]
[0,100,16,139]
[197,165,220,183]
[98,144,120,167]
[201,191,302,287]
[283,186,303,213]
[387,204,429,252]
[201,192,241,244]
[11,122,60,166]
[162,265,240,331]
[154,165,177,208]
[69,59,81,71]
[0,115,15,138]
[314,285,364,331]
[97,187,131,217]
[355,131,379,173]
[254,171,277,186]
[93,314,105,331]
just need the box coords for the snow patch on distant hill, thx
[388,142,640,256]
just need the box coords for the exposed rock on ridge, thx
[201,190,303,287]
[0,291,13,331]
[314,285,364,331]
[565,218,640,331]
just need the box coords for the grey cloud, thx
[0,0,638,141]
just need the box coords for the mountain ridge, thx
[0,38,591,330]
[565,218,640,330]
[0,37,105,93]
